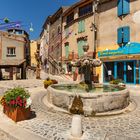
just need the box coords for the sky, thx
[0,0,80,40]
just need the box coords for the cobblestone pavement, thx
[0,79,140,140]
[0,128,17,140]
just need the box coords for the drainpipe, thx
[93,0,99,59]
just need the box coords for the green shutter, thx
[78,40,81,57]
[78,20,85,33]
[78,40,84,57]
[82,20,85,32]
[78,21,81,33]
[65,44,69,59]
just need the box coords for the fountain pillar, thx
[71,115,83,138]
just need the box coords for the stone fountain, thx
[45,44,130,116]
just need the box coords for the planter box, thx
[3,105,31,122]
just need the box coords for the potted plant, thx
[0,87,32,122]
[110,79,126,87]
[43,77,58,89]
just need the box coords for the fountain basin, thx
[46,83,130,115]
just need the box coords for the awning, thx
[98,42,140,59]
[0,59,26,66]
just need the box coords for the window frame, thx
[7,47,16,57]
[66,12,74,25]
[78,3,93,17]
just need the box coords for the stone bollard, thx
[71,115,82,138]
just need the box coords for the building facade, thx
[40,17,50,71]
[62,0,95,62]
[97,0,140,84]
[40,0,140,84]
[48,7,68,74]
[0,29,30,80]
[30,40,38,67]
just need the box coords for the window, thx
[117,0,130,16]
[77,39,87,57]
[7,47,16,56]
[104,62,114,82]
[78,20,85,33]
[117,26,130,44]
[66,12,74,24]
[65,42,69,59]
[79,3,92,17]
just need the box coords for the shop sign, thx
[98,42,140,57]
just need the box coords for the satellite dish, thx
[133,11,140,24]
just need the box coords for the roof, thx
[62,0,112,17]
[50,6,69,24]
[63,0,92,17]
[0,59,26,66]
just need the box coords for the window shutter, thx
[117,27,123,44]
[78,40,84,57]
[117,0,123,16]
[81,40,84,56]
[123,26,130,43]
[78,21,81,33]
[123,0,130,15]
[78,40,81,57]
[82,20,85,32]
[65,44,69,59]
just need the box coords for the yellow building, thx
[30,40,38,67]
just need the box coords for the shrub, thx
[43,78,58,88]
[110,79,123,85]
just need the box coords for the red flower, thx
[10,100,16,105]
[16,96,21,100]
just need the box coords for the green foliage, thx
[43,78,58,87]
[0,87,30,108]
[110,79,123,85]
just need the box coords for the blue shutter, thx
[117,0,123,16]
[123,26,130,43]
[123,0,130,15]
[117,27,122,44]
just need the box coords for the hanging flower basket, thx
[0,87,32,122]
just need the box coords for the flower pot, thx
[3,105,31,122]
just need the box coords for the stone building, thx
[39,16,50,71]
[48,7,68,74]
[0,28,30,80]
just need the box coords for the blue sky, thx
[0,0,79,40]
